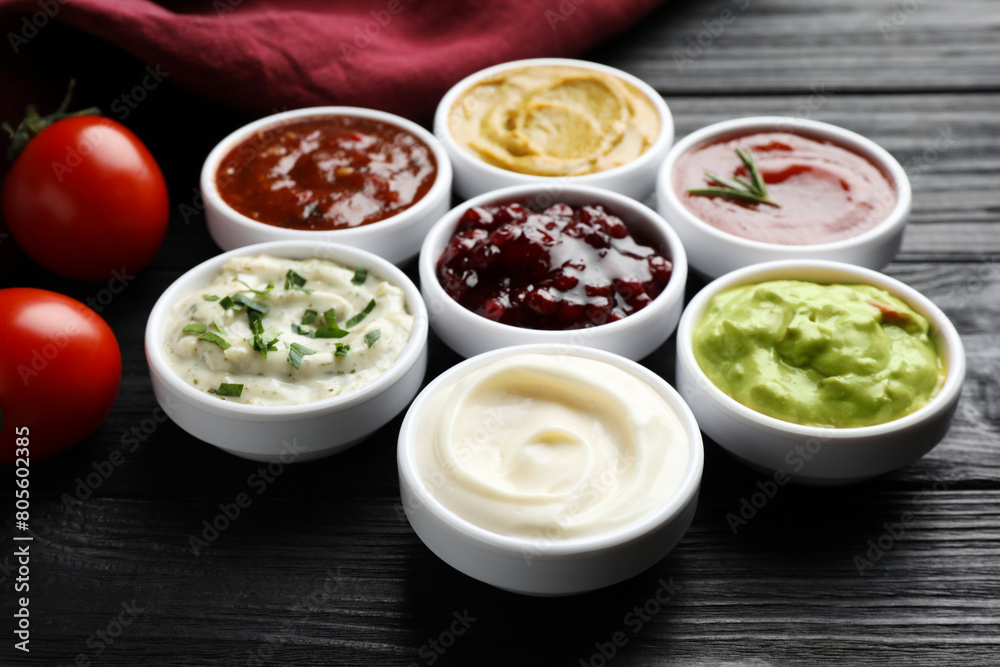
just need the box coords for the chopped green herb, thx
[284,269,311,292]
[245,303,280,358]
[247,308,264,336]
[364,329,381,348]
[314,325,348,339]
[237,279,274,296]
[183,322,208,334]
[301,309,318,325]
[260,327,282,348]
[345,299,377,328]
[249,326,282,358]
[351,267,368,285]
[219,295,237,310]
[291,323,312,336]
[287,342,317,369]
[313,307,348,338]
[212,317,227,335]
[233,292,270,313]
[335,343,350,358]
[204,295,220,302]
[198,331,232,350]
[250,339,276,358]
[215,382,243,397]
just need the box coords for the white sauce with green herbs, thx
[164,254,413,405]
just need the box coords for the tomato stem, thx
[2,80,101,163]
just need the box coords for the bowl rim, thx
[433,57,674,185]
[199,106,453,241]
[657,115,913,253]
[145,239,429,419]
[676,259,966,440]
[397,343,705,555]
[418,182,688,341]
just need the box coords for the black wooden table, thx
[3,1,999,665]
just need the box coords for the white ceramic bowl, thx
[435,58,674,200]
[676,260,966,485]
[397,344,704,596]
[145,240,428,462]
[418,183,688,360]
[200,106,453,266]
[656,116,912,279]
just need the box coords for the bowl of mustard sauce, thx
[435,58,673,200]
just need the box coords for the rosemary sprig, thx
[687,148,780,207]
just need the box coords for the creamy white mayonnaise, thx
[164,254,413,405]
[413,352,690,539]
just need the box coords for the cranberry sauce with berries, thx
[436,201,673,330]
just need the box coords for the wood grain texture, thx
[2,0,999,665]
[5,493,1000,665]
[598,0,1000,94]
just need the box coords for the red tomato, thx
[0,288,121,463]
[1,116,168,282]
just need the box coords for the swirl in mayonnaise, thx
[412,352,690,540]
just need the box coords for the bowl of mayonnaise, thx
[396,344,703,595]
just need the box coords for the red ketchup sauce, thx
[216,116,437,230]
[673,131,897,245]
[436,201,673,330]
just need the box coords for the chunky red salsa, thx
[216,116,437,230]
[674,130,897,245]
[437,200,672,330]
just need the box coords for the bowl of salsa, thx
[201,107,453,265]
[656,117,911,279]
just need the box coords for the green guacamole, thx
[693,280,944,428]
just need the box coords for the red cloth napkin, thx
[1,0,665,125]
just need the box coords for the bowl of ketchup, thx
[655,117,911,279]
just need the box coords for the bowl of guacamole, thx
[676,260,965,485]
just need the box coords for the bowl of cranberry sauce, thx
[419,184,687,360]
[201,107,452,266]
[656,117,911,279]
